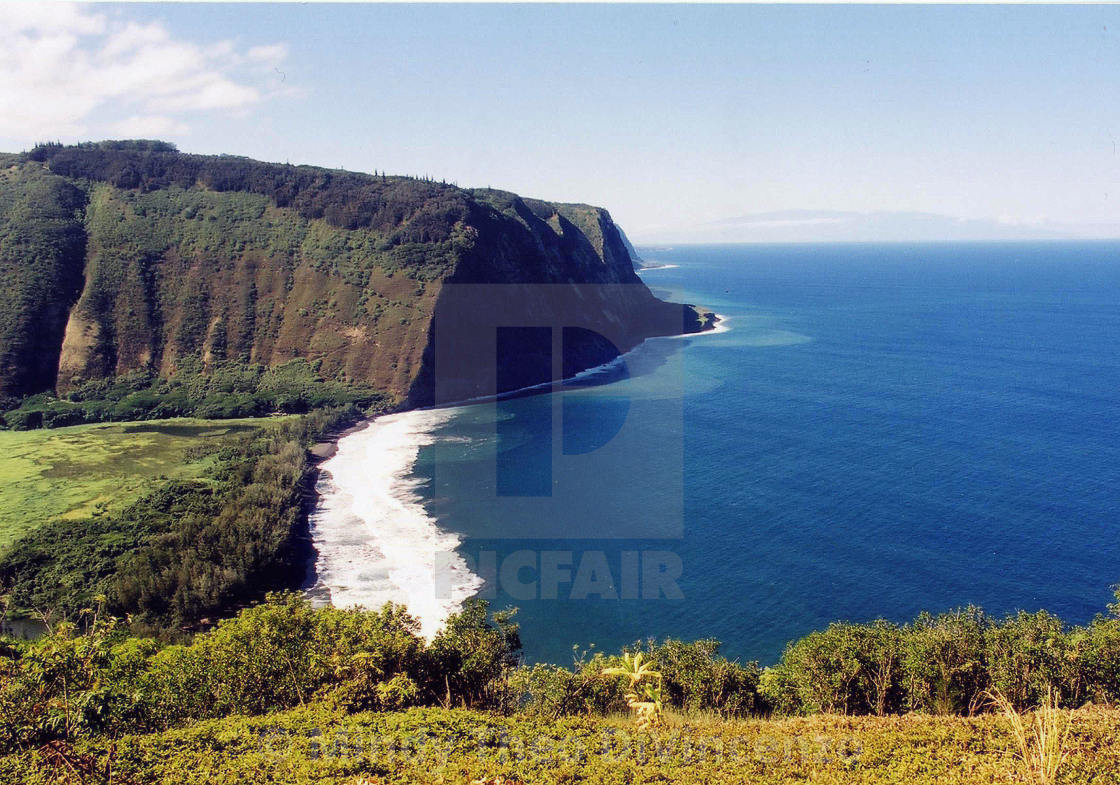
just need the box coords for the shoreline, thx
[298,312,727,616]
[305,309,724,459]
[302,408,481,637]
[298,418,375,597]
[308,418,371,464]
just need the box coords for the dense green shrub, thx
[762,594,1120,717]
[638,638,763,718]
[429,599,522,709]
[902,607,990,715]
[1069,610,1120,706]
[0,594,523,755]
[985,609,1069,709]
[763,621,905,716]
[508,658,627,718]
[765,625,865,715]
[512,639,762,719]
[2,359,387,430]
[763,610,988,716]
[0,608,145,753]
[139,596,431,726]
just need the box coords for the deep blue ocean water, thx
[414,241,1120,665]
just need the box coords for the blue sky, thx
[2,3,1118,240]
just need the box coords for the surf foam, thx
[308,408,483,638]
[308,316,729,636]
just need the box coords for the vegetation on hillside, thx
[3,590,1120,783]
[2,358,387,430]
[0,417,275,550]
[30,140,469,240]
[761,603,1120,715]
[2,141,687,410]
[0,595,519,752]
[0,164,87,401]
[0,406,380,631]
[48,175,451,400]
[0,140,472,406]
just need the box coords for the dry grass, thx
[11,704,1120,784]
[987,687,1074,785]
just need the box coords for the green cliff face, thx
[0,165,88,402]
[0,142,706,407]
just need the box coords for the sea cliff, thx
[0,141,711,409]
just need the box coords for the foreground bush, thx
[508,657,627,718]
[511,639,762,720]
[3,585,1120,767]
[0,595,522,755]
[762,590,1120,717]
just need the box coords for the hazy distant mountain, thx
[638,209,1120,244]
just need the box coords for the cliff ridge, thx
[0,141,711,410]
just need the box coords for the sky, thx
[1,2,1118,241]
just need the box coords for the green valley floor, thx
[0,417,284,549]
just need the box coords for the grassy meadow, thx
[0,417,282,549]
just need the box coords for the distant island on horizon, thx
[635,208,1120,245]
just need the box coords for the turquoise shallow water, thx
[412,241,1120,664]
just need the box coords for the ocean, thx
[309,241,1120,665]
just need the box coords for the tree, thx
[428,599,520,708]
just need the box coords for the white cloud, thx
[245,44,288,66]
[106,115,190,138]
[0,3,292,142]
[2,3,105,35]
[149,81,260,113]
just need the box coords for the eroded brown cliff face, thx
[49,182,447,400]
[405,192,706,405]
